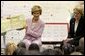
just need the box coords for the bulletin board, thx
[41,23,69,42]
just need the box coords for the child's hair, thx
[31,5,42,15]
[54,48,64,55]
[41,49,56,55]
[62,43,75,55]
[17,42,26,48]
[5,42,17,55]
[28,43,40,51]
[13,47,27,55]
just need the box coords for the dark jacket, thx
[68,16,85,46]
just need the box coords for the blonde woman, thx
[64,5,85,46]
[22,5,45,50]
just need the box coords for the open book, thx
[1,15,26,33]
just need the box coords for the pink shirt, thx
[24,18,45,41]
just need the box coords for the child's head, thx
[31,5,42,15]
[5,42,17,55]
[41,49,56,55]
[28,43,40,51]
[17,42,26,48]
[54,48,64,55]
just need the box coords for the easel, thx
[1,32,7,55]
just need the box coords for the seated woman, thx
[22,5,45,50]
[63,5,84,46]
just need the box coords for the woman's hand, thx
[64,38,73,43]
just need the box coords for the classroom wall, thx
[1,1,81,23]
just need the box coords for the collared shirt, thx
[74,21,79,32]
